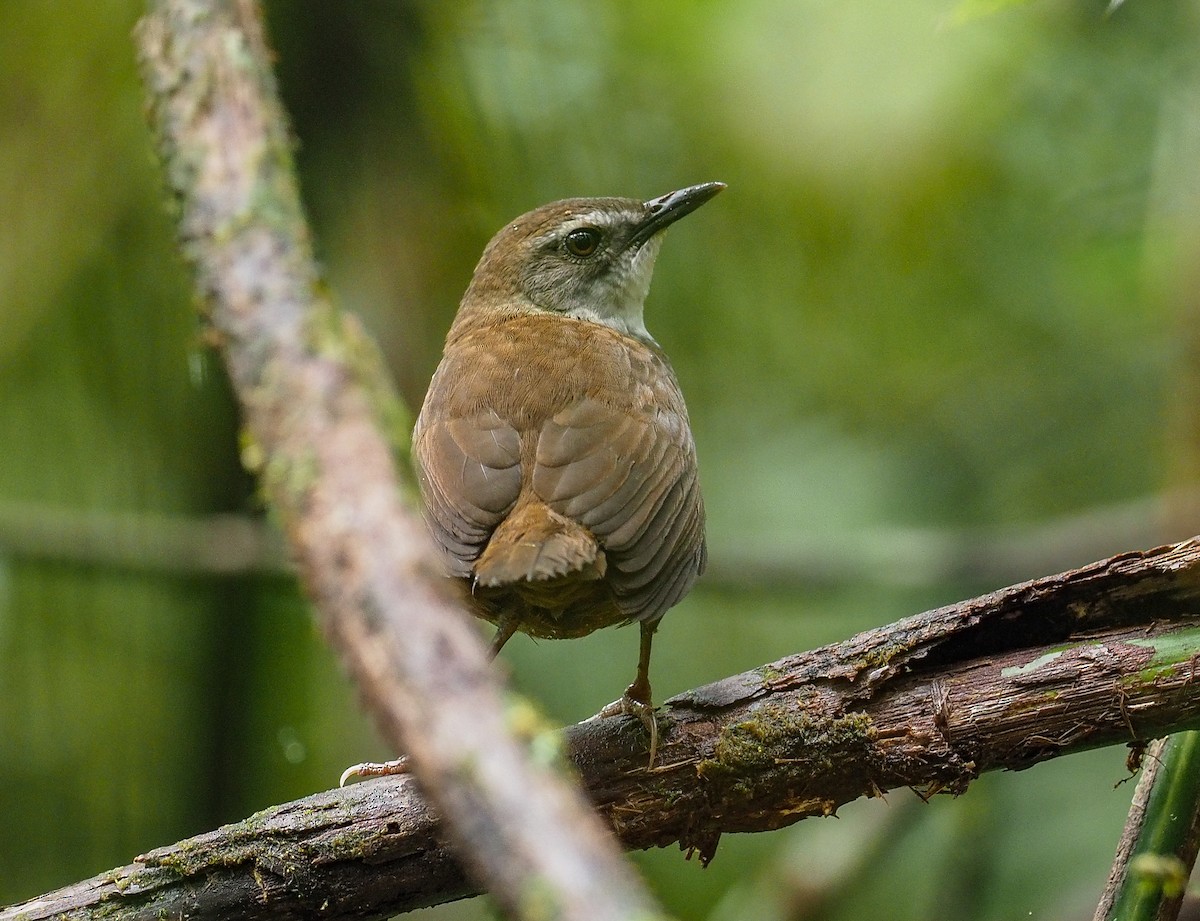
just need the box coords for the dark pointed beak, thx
[628,181,725,249]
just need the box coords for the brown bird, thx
[344,183,720,782]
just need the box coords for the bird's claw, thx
[339,755,410,788]
[599,693,660,768]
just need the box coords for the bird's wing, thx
[414,408,522,577]
[533,394,706,623]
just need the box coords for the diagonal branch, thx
[132,3,666,921]
[7,537,1200,921]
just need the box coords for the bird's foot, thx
[599,692,660,769]
[339,755,410,788]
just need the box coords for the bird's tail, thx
[474,500,606,587]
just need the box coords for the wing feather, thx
[415,408,522,575]
[532,392,705,623]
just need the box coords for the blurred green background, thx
[2,1,1198,919]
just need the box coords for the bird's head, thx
[457,182,724,343]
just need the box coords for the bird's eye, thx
[564,228,601,257]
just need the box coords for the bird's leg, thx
[600,619,660,767]
[625,620,659,765]
[340,620,516,787]
[625,619,656,709]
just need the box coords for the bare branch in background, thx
[0,487,1195,589]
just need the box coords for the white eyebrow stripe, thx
[566,209,618,229]
[532,210,626,248]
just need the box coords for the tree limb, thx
[7,537,1200,921]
